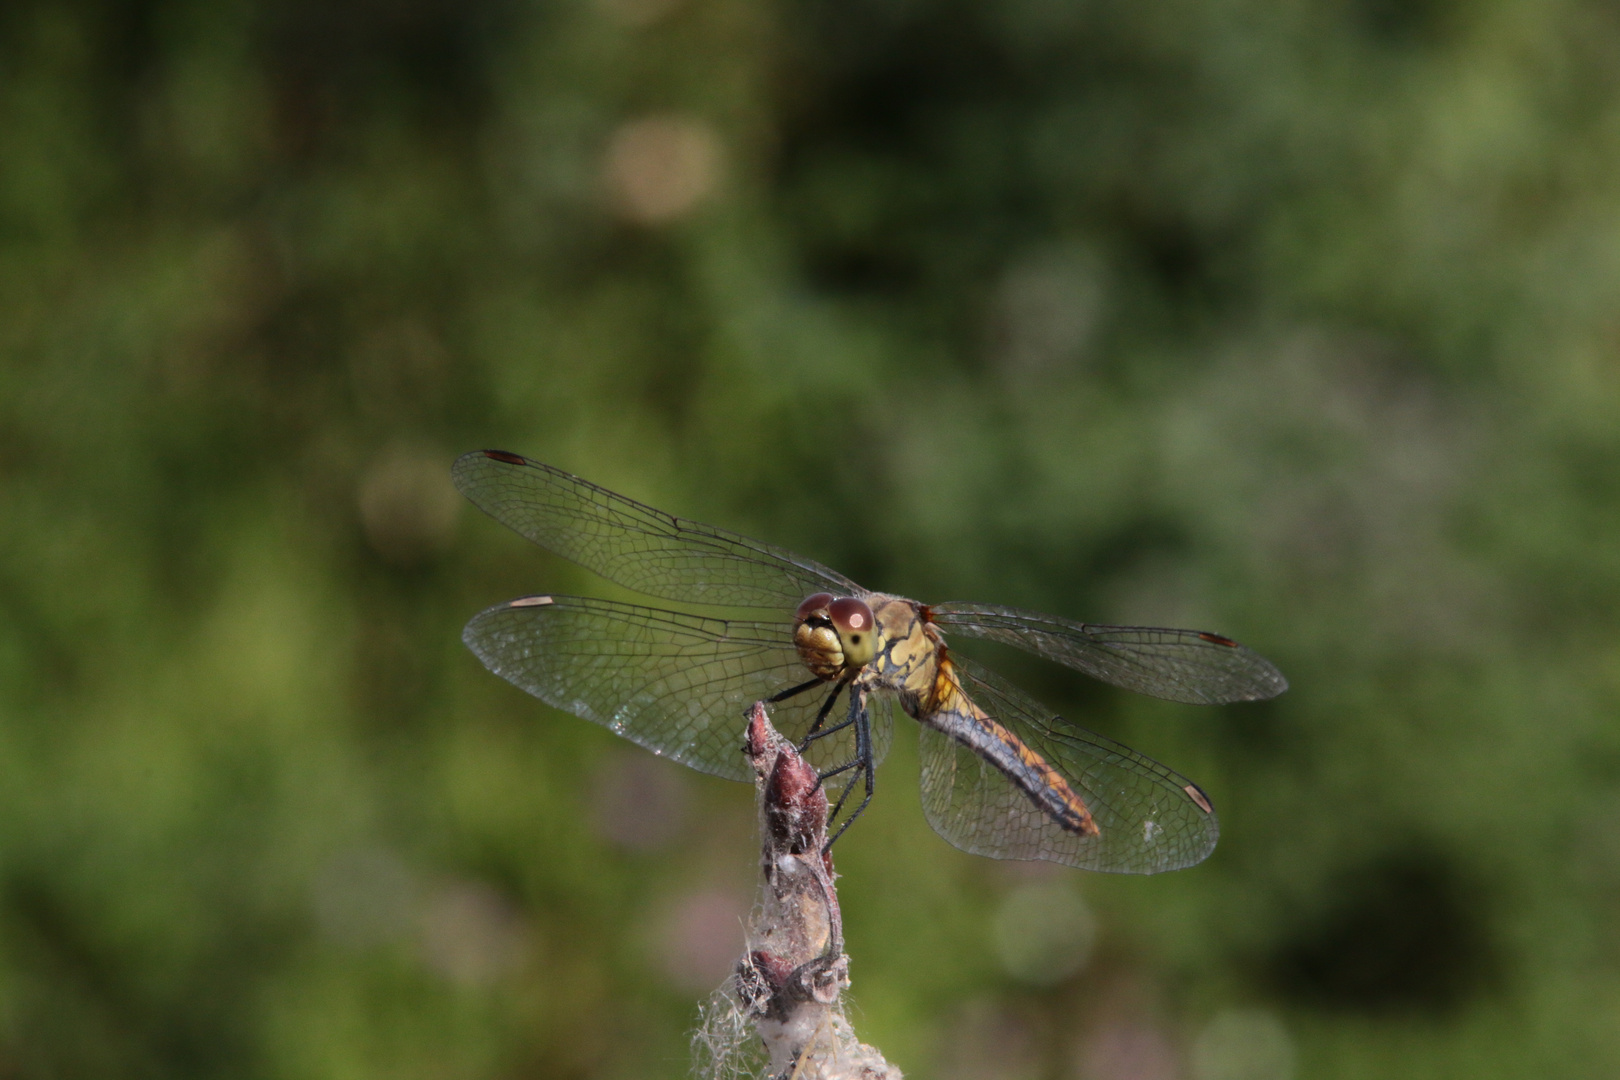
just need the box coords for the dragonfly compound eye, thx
[792,593,843,679]
[794,593,835,624]
[829,597,877,667]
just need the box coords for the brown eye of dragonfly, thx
[795,592,834,624]
[828,597,877,666]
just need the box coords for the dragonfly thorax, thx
[863,595,949,716]
[793,593,878,680]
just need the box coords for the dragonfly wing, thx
[464,594,884,781]
[842,688,895,775]
[867,691,895,774]
[454,451,860,608]
[930,602,1287,705]
[917,657,1218,873]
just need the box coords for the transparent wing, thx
[463,594,890,781]
[930,602,1287,705]
[863,692,897,778]
[917,656,1218,873]
[453,451,860,608]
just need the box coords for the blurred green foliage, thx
[5,0,1620,1076]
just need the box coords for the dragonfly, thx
[454,450,1287,873]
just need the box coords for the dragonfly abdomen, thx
[924,660,1099,838]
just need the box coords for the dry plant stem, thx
[710,702,900,1080]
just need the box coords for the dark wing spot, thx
[483,450,527,466]
[1198,632,1238,647]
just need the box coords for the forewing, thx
[463,594,886,781]
[454,451,859,608]
[930,602,1287,705]
[917,657,1218,873]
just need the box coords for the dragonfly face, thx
[453,450,1289,874]
[792,593,878,679]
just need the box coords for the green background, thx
[5,0,1620,1076]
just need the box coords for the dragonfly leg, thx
[824,766,861,823]
[769,677,824,704]
[818,756,862,780]
[823,768,874,853]
[822,692,876,852]
[795,678,849,753]
[802,710,858,745]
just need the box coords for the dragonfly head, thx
[793,593,877,678]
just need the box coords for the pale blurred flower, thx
[657,887,748,992]
[419,879,533,987]
[992,880,1096,985]
[602,114,722,225]
[1075,1019,1180,1080]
